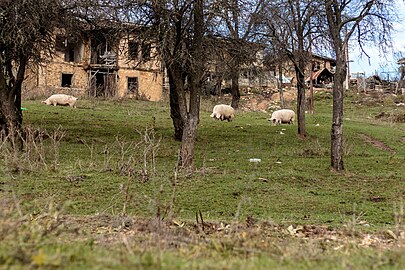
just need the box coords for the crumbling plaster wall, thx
[116,36,163,101]
[117,68,163,101]
[24,44,89,97]
[23,32,165,101]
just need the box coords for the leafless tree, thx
[263,29,290,109]
[123,0,206,169]
[0,0,71,146]
[209,0,265,109]
[263,0,322,137]
[323,0,395,171]
[0,0,206,170]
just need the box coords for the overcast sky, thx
[349,1,405,80]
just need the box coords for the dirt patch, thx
[1,194,404,260]
[239,89,334,112]
[240,96,272,112]
[359,134,396,154]
[57,214,405,251]
[271,91,297,102]
[240,91,297,112]
[367,196,387,203]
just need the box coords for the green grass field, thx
[1,92,405,269]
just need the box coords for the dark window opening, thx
[127,77,139,95]
[55,35,66,52]
[67,48,75,62]
[61,73,73,87]
[55,35,82,63]
[142,44,151,61]
[96,73,104,88]
[128,41,139,60]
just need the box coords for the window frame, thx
[127,76,139,95]
[61,73,73,88]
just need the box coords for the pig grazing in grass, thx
[210,104,235,122]
[42,94,78,108]
[269,109,295,125]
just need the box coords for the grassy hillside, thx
[1,92,405,269]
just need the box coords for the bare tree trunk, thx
[296,63,306,137]
[0,89,23,149]
[179,72,198,168]
[308,72,314,113]
[0,96,20,132]
[324,1,348,172]
[288,1,306,137]
[278,63,284,108]
[0,57,25,148]
[308,45,314,113]
[0,61,9,134]
[180,113,199,168]
[230,65,240,109]
[168,68,185,141]
[230,0,241,110]
[307,0,314,114]
[331,57,345,171]
[179,0,204,169]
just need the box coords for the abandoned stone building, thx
[23,28,164,101]
[23,26,338,101]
